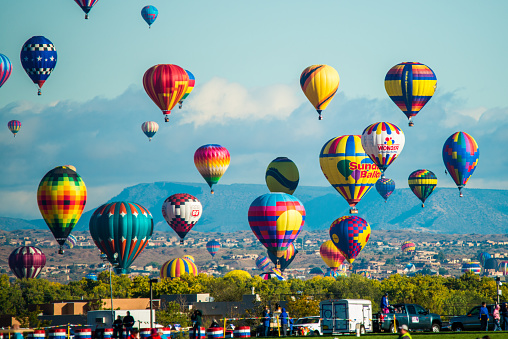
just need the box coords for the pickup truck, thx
[449,304,495,331]
[372,303,442,333]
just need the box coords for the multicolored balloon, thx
[265,157,299,195]
[248,193,305,262]
[9,246,46,279]
[442,132,479,197]
[179,70,195,108]
[73,0,100,19]
[329,216,371,264]
[206,240,221,257]
[160,258,198,279]
[300,65,340,120]
[37,166,87,254]
[401,241,416,254]
[194,144,230,194]
[319,240,345,270]
[324,267,347,278]
[478,252,491,267]
[183,255,195,263]
[267,243,298,272]
[20,36,57,95]
[255,255,270,270]
[319,135,381,213]
[7,120,21,137]
[0,53,12,88]
[64,234,77,249]
[385,62,437,126]
[499,261,508,276]
[143,64,189,122]
[408,169,437,207]
[89,201,154,274]
[375,178,395,202]
[357,270,371,279]
[361,122,405,175]
[260,268,285,281]
[162,193,202,244]
[461,261,481,275]
[141,5,158,28]
[141,121,159,141]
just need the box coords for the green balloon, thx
[337,160,352,178]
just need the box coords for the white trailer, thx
[320,299,373,334]
[87,310,155,331]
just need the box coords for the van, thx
[320,299,372,334]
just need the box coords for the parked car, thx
[449,304,495,331]
[372,303,442,333]
[293,316,322,336]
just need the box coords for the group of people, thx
[262,304,293,336]
[113,312,135,339]
[479,301,508,331]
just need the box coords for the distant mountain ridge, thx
[1,182,507,234]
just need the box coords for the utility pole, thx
[149,278,159,328]
[496,276,502,304]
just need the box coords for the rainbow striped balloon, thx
[206,240,220,257]
[385,62,437,126]
[255,255,270,270]
[0,53,12,88]
[461,261,481,275]
[300,65,340,120]
[183,255,195,263]
[408,169,437,207]
[320,240,345,269]
[179,70,195,108]
[160,258,198,279]
[141,121,159,141]
[442,132,479,197]
[401,241,416,253]
[7,120,21,137]
[194,144,230,194]
[64,234,77,249]
[499,261,508,276]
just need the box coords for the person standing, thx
[113,315,124,339]
[262,306,270,337]
[479,302,489,331]
[280,308,288,336]
[123,311,135,338]
[501,302,508,331]
[397,325,412,339]
[381,293,390,314]
[493,304,501,331]
[192,309,203,339]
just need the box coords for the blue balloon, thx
[375,178,395,201]
[20,36,57,95]
[141,6,158,28]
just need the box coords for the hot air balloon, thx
[319,135,381,213]
[37,166,87,254]
[183,255,195,263]
[74,0,100,19]
[320,240,346,272]
[478,252,491,267]
[248,193,305,266]
[194,144,230,194]
[442,132,479,197]
[0,53,12,88]
[324,267,347,278]
[206,240,221,258]
[267,243,298,272]
[300,65,340,120]
[375,178,395,202]
[143,64,189,122]
[357,270,371,279]
[89,201,154,274]
[408,169,437,207]
[64,234,77,249]
[9,246,46,279]
[385,62,437,126]
[265,157,299,195]
[141,6,158,28]
[160,258,198,279]
[85,273,98,281]
[260,268,285,281]
[401,241,416,254]
[162,193,202,244]
[141,121,159,141]
[179,70,195,109]
[329,216,371,264]
[255,255,270,270]
[20,36,57,95]
[361,122,405,176]
[7,120,21,137]
[461,262,481,275]
[499,261,508,276]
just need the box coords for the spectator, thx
[289,317,293,336]
[397,324,411,339]
[479,302,489,331]
[128,329,140,339]
[123,311,135,338]
[381,293,389,314]
[192,310,203,339]
[113,315,124,339]
[493,304,501,331]
[501,302,508,330]
[210,319,220,328]
[280,308,288,336]
[262,306,270,337]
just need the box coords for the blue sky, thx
[0,1,507,219]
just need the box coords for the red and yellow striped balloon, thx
[160,258,198,279]
[320,240,345,269]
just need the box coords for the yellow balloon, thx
[300,65,340,120]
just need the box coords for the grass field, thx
[313,333,506,339]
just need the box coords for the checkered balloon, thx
[329,215,370,264]
[162,193,202,243]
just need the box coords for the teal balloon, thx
[89,201,154,274]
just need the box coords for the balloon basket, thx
[164,116,169,122]
[459,192,463,197]
[85,14,89,19]
[58,248,64,255]
[180,240,184,245]
[37,88,41,96]
[408,121,414,127]
[349,208,358,214]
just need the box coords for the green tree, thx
[285,295,319,318]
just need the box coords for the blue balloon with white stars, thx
[20,36,57,95]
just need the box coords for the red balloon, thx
[9,246,46,279]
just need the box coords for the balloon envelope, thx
[194,144,230,193]
[64,234,77,249]
[461,261,481,275]
[248,193,305,258]
[265,157,299,195]
[206,240,221,257]
[376,178,395,201]
[89,201,154,274]
[9,246,46,279]
[179,70,195,107]
[141,5,158,27]
[162,193,202,243]
[267,243,298,272]
[7,120,21,137]
[442,132,479,197]
[478,252,491,267]
[183,255,195,263]
[74,0,100,18]
[37,166,87,253]
[141,121,159,141]
[255,255,270,270]
[0,53,12,88]
[85,273,98,281]
[319,135,381,213]
[401,241,416,253]
[361,122,405,174]
[408,169,437,207]
[320,240,345,269]
[20,36,57,94]
[329,216,371,264]
[300,64,340,120]
[160,258,198,279]
[385,62,437,126]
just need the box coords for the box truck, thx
[320,299,372,334]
